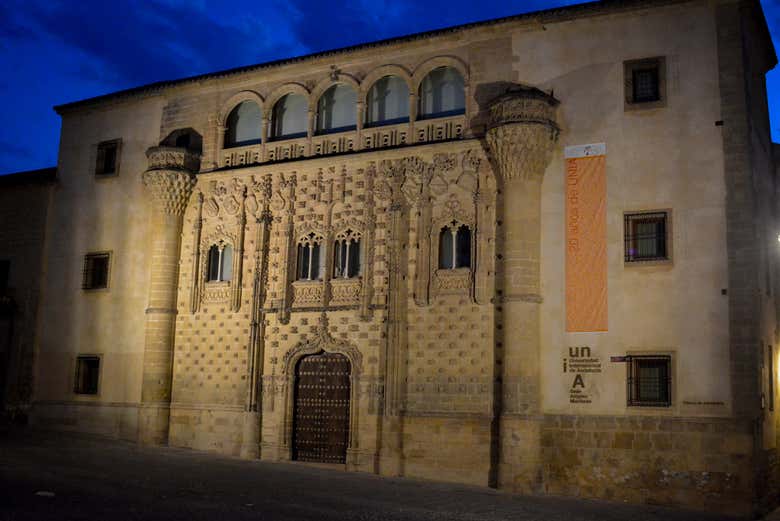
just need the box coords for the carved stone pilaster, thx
[138,146,200,446]
[484,87,558,492]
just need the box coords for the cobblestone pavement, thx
[0,428,740,521]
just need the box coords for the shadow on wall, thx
[160,128,203,154]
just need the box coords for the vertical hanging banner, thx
[565,143,607,332]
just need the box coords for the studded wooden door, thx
[293,352,351,463]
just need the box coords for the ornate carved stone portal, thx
[138,146,200,445]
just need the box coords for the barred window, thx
[633,67,659,103]
[74,355,100,395]
[207,243,233,282]
[624,211,668,262]
[95,140,121,176]
[333,230,361,279]
[82,252,110,290]
[296,232,323,281]
[438,222,471,269]
[624,57,665,108]
[627,355,671,407]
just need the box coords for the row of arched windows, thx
[225,66,466,147]
[205,222,472,285]
[295,231,362,281]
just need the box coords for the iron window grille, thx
[632,67,660,103]
[627,355,671,407]
[82,253,110,290]
[624,211,668,262]
[624,57,666,110]
[74,355,100,395]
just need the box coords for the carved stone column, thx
[484,88,558,492]
[138,146,200,445]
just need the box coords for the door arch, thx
[292,352,351,463]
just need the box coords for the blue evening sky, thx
[0,0,778,174]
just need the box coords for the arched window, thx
[419,67,465,119]
[366,76,409,127]
[316,84,357,134]
[224,101,262,148]
[333,229,361,279]
[438,222,471,269]
[296,232,323,280]
[207,243,233,281]
[271,93,308,140]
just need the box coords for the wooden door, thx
[293,352,351,463]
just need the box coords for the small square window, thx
[627,355,671,407]
[95,140,121,176]
[624,57,666,109]
[624,211,669,263]
[74,355,100,395]
[82,252,110,290]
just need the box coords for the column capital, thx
[485,87,560,185]
[142,146,201,216]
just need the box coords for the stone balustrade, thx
[219,114,466,168]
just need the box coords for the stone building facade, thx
[3,0,779,516]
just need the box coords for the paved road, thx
[0,428,739,521]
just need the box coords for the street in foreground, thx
[0,429,739,521]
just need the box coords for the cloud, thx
[0,0,311,90]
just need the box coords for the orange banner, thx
[565,146,607,332]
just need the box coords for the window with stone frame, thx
[296,232,324,281]
[95,139,121,176]
[224,101,262,148]
[333,229,361,279]
[82,252,110,290]
[316,84,357,134]
[624,57,666,109]
[74,355,101,395]
[627,355,671,407]
[418,66,465,119]
[207,242,233,282]
[365,75,410,127]
[270,93,308,140]
[438,222,471,269]
[624,211,669,263]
